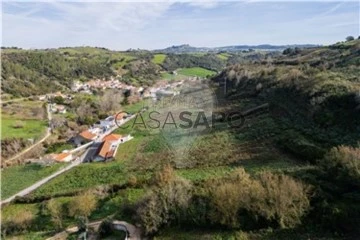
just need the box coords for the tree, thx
[68,192,97,231]
[50,115,66,129]
[209,168,260,228]
[346,36,355,41]
[53,96,65,105]
[209,168,311,229]
[136,165,192,235]
[47,199,64,230]
[75,102,94,125]
[99,90,123,114]
[255,172,311,228]
[321,146,360,184]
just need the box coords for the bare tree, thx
[76,103,93,121]
[50,115,66,129]
[99,90,123,113]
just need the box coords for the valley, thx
[1,39,360,240]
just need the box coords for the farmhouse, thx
[73,129,98,146]
[114,112,128,124]
[93,133,133,162]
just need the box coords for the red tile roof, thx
[98,141,115,158]
[114,112,127,120]
[54,152,71,162]
[79,130,97,140]
[103,134,122,142]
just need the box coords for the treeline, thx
[132,165,310,236]
[1,50,114,97]
[213,40,360,153]
[126,144,360,237]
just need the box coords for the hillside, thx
[154,43,320,53]
[1,40,359,239]
[1,47,276,97]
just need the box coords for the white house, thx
[93,134,133,162]
[100,116,115,129]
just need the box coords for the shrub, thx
[346,36,355,42]
[12,120,25,129]
[135,165,192,235]
[208,168,311,229]
[68,192,97,228]
[47,199,64,230]
[255,172,311,228]
[321,145,360,184]
[2,210,34,235]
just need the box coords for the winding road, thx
[46,219,142,240]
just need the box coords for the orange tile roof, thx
[54,152,71,162]
[103,134,122,141]
[79,130,97,140]
[114,112,127,120]
[98,141,115,158]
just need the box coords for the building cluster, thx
[48,112,132,163]
[71,78,141,94]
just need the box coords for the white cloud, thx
[2,2,173,48]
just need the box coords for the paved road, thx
[1,158,82,205]
[3,104,53,164]
[1,114,137,205]
[46,219,142,240]
[113,220,142,240]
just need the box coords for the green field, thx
[217,52,232,60]
[160,72,187,81]
[122,99,149,113]
[1,117,48,140]
[177,67,216,78]
[152,54,167,65]
[1,163,65,200]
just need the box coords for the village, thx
[23,75,201,168]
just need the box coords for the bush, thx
[321,145,360,184]
[255,171,311,228]
[208,168,311,229]
[346,36,355,42]
[135,165,193,235]
[12,120,25,129]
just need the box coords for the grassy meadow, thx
[1,118,47,140]
[177,67,216,78]
[152,54,167,64]
[1,100,48,140]
[1,163,65,200]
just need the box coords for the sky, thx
[2,1,359,50]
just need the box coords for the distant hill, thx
[154,43,320,54]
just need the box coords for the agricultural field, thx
[160,72,187,81]
[1,163,65,200]
[177,67,216,78]
[217,52,232,60]
[152,54,167,65]
[1,118,47,140]
[1,100,48,140]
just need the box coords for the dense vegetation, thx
[1,40,359,239]
[1,48,243,97]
